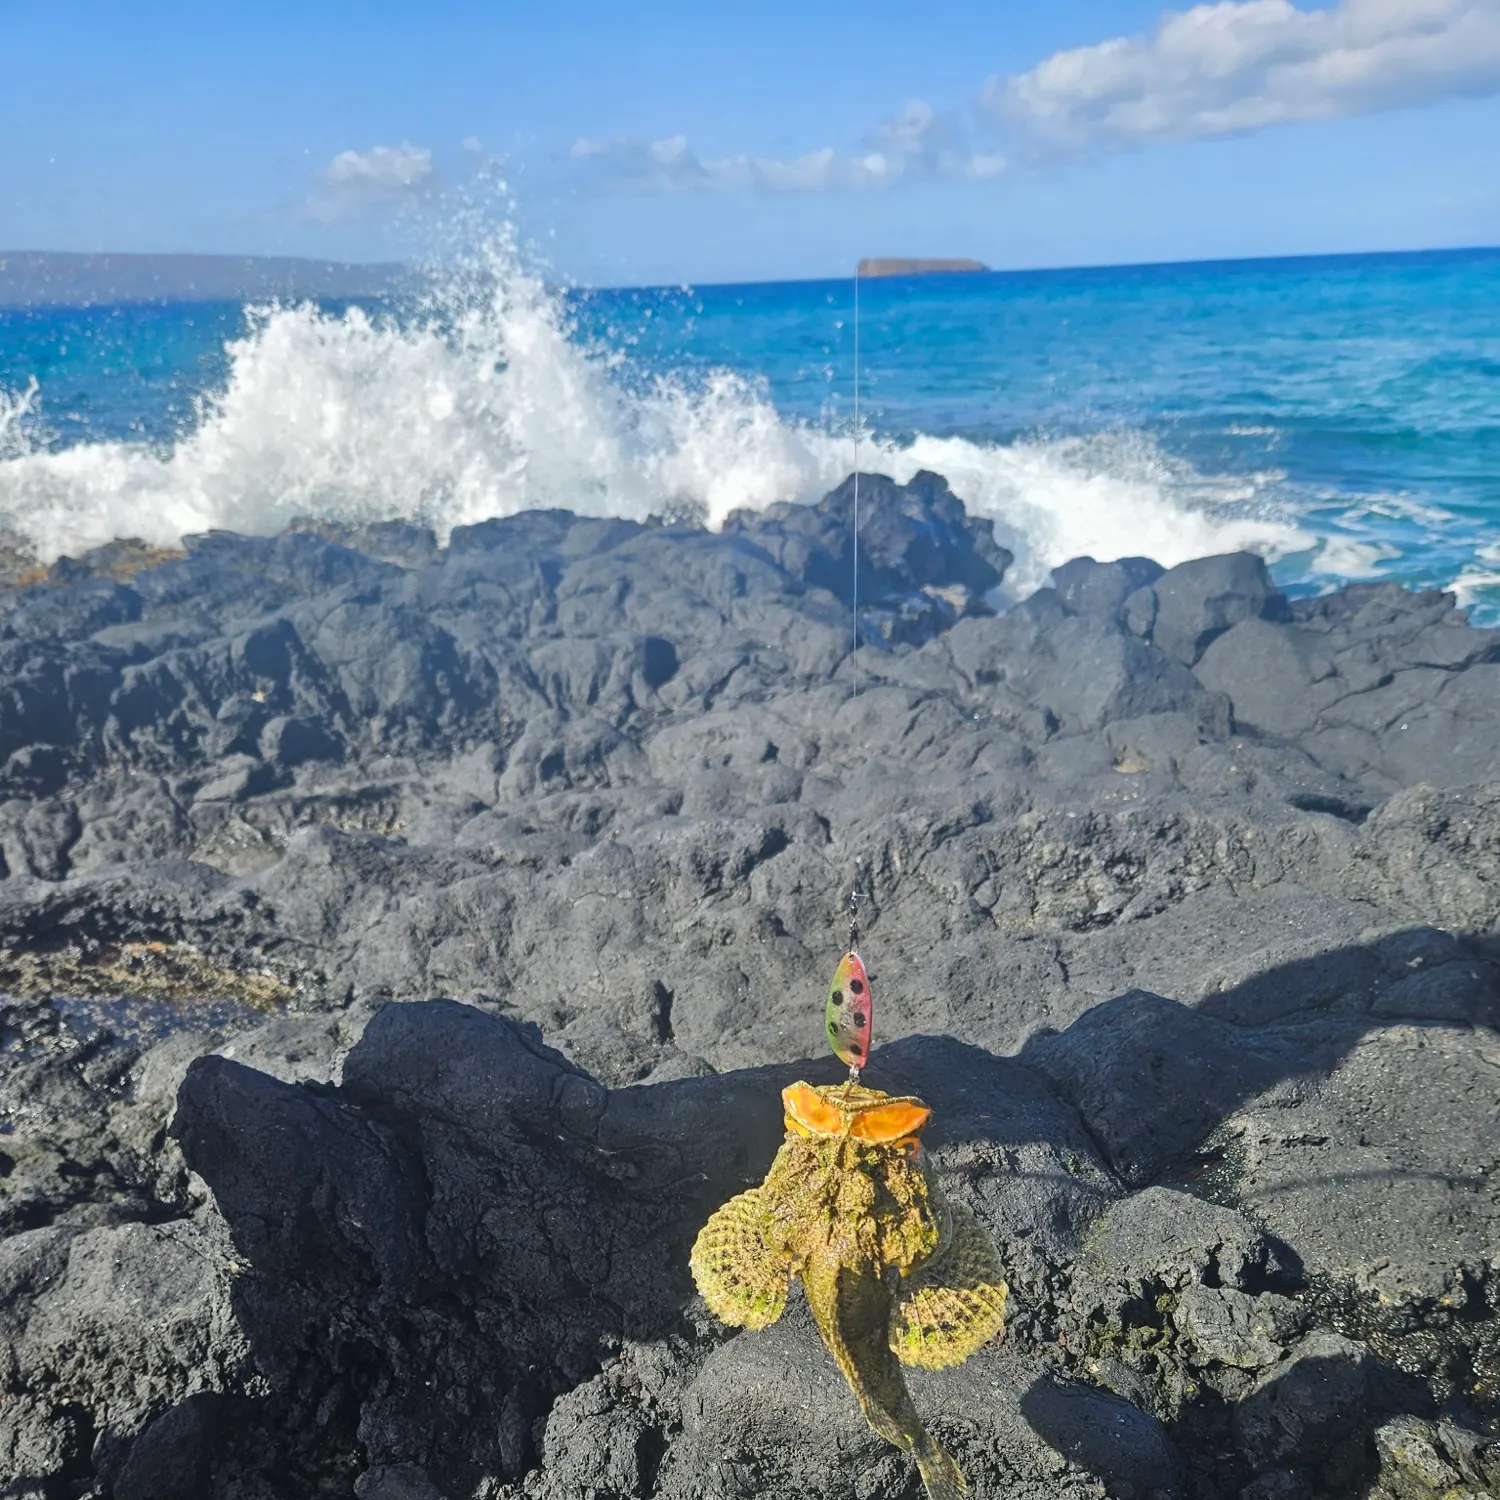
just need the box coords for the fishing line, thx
[821,268,874,1079]
[852,264,860,701]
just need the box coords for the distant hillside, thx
[0,252,414,308]
[857,257,989,278]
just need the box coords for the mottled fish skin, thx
[690,1081,1008,1500]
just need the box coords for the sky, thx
[3,0,1500,285]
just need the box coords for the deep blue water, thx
[1,245,1497,617]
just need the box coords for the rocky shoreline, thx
[1,472,1498,1499]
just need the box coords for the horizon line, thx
[2,239,1496,305]
[614,240,1500,295]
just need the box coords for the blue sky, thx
[4,0,1500,285]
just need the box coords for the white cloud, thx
[570,100,1004,195]
[306,141,434,221]
[324,141,432,190]
[881,98,939,151]
[990,0,1500,155]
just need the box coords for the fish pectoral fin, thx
[889,1203,1008,1370]
[689,1186,791,1331]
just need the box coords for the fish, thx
[690,1079,1009,1500]
[825,950,873,1070]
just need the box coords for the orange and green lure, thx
[825,951,873,1073]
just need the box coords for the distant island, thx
[856,257,989,278]
[0,252,413,308]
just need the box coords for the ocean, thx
[2,236,1497,620]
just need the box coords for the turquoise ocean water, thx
[1,242,1497,618]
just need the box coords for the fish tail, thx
[803,1255,967,1499]
[914,1430,967,1500]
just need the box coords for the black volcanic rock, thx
[2,472,1500,1498]
[1051,555,1165,622]
[1127,551,1285,665]
[726,468,1013,629]
[161,1006,1125,1496]
[1196,589,1500,789]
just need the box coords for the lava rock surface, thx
[2,470,1499,1499]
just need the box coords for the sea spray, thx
[0,219,1312,590]
[0,377,40,461]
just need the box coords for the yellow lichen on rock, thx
[0,941,293,1009]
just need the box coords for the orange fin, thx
[849,1099,931,1142]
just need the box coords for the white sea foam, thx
[0,228,1309,591]
[1451,540,1500,614]
[1312,536,1401,578]
[1357,490,1458,528]
[868,431,1306,596]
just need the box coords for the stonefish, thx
[690,1078,1009,1498]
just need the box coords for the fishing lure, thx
[828,881,874,1074]
[690,1078,1009,1499]
[825,950,873,1073]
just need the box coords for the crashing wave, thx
[0,224,1310,596]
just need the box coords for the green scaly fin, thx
[890,1204,1008,1370]
[689,1186,791,1330]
